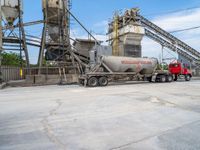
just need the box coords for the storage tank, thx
[42,0,68,42]
[101,56,158,74]
[42,0,64,24]
[1,0,23,25]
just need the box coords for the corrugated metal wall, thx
[1,66,25,82]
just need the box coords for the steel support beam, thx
[18,0,30,76]
[38,0,48,74]
[38,23,47,73]
[2,20,44,30]
[0,2,3,82]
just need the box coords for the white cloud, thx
[153,9,200,32]
[94,20,108,28]
[142,37,178,63]
[70,28,108,45]
[94,34,107,44]
[142,37,161,58]
[93,20,108,34]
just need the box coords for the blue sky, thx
[21,0,200,63]
[71,0,200,28]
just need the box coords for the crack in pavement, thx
[41,99,66,150]
[109,119,200,150]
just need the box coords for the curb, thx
[0,82,7,89]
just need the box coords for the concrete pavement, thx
[0,81,200,150]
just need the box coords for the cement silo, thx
[1,0,23,25]
[42,0,68,42]
[38,0,71,68]
[0,0,29,68]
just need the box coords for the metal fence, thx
[0,66,25,82]
[26,66,77,75]
[0,66,78,82]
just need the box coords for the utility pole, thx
[161,45,164,63]
[0,2,3,83]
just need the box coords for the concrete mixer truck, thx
[79,56,173,87]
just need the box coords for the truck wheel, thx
[88,77,98,87]
[99,77,108,86]
[185,75,191,81]
[160,75,166,82]
[167,75,173,82]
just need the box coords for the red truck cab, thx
[169,62,192,81]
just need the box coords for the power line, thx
[143,6,200,17]
[170,26,200,33]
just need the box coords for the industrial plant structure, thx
[0,1,200,85]
[108,8,200,69]
[0,0,29,69]
[108,8,144,57]
[39,0,71,67]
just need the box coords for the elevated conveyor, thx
[138,15,200,65]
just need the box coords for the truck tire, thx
[88,77,98,87]
[185,75,191,81]
[160,75,166,82]
[167,75,173,82]
[99,77,108,86]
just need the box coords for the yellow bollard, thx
[20,68,23,78]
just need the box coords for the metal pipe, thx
[2,20,44,30]
[2,48,24,51]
